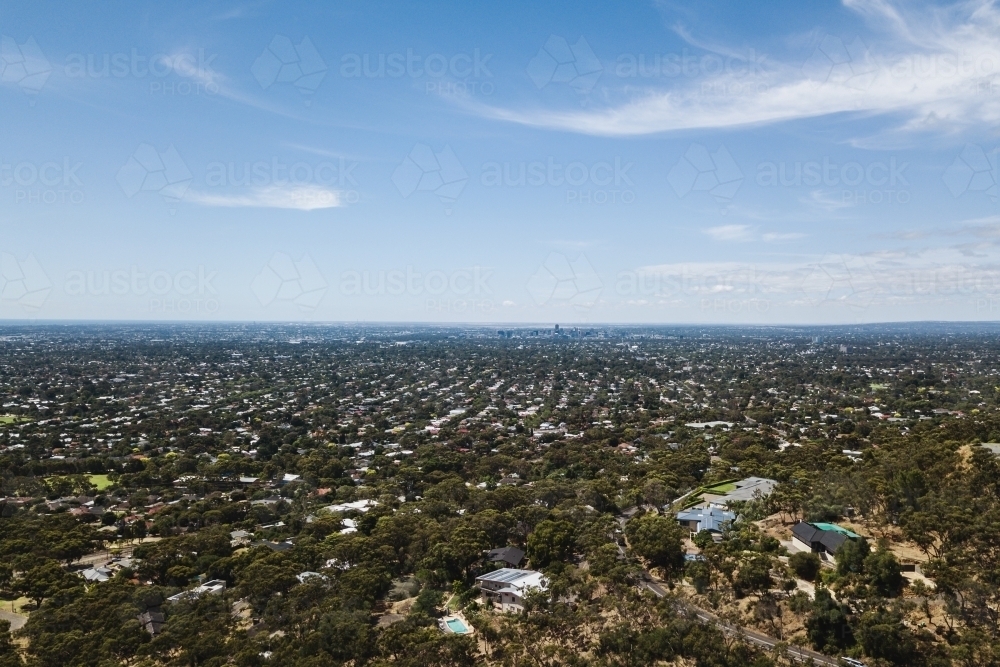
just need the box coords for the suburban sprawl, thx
[2,322,1000,666]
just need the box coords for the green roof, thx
[811,522,860,538]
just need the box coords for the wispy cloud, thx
[469,0,1000,137]
[705,224,753,241]
[763,232,806,242]
[186,185,344,210]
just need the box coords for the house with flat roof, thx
[167,579,227,603]
[475,568,547,612]
[703,476,777,508]
[791,521,861,558]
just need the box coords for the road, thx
[616,510,843,666]
[639,577,842,666]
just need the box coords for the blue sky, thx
[2,0,1000,324]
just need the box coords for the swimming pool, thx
[446,618,470,634]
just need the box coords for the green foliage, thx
[526,518,575,568]
[835,537,870,577]
[864,546,904,597]
[624,512,685,578]
[788,551,821,581]
[13,558,81,608]
[734,554,774,599]
[410,587,444,618]
[805,588,854,653]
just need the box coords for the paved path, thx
[617,511,843,666]
[0,610,28,631]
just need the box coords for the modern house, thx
[676,506,735,534]
[166,579,227,603]
[486,546,525,568]
[703,476,777,508]
[475,568,547,612]
[791,522,861,558]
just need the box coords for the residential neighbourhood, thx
[0,324,999,666]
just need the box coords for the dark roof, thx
[138,609,165,635]
[487,546,525,566]
[791,521,820,543]
[791,521,854,554]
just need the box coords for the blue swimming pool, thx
[446,618,469,633]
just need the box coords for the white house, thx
[475,568,547,612]
[167,579,226,603]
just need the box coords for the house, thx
[230,529,251,546]
[475,568,547,612]
[137,608,165,635]
[703,477,777,508]
[254,540,294,553]
[323,499,378,514]
[167,579,227,603]
[676,506,735,534]
[295,571,326,584]
[791,522,861,558]
[80,566,112,582]
[980,443,1000,456]
[486,546,525,568]
[138,593,165,635]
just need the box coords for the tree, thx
[835,537,870,577]
[788,551,821,582]
[13,559,78,608]
[806,588,854,653]
[625,512,685,578]
[0,620,22,667]
[734,554,774,599]
[527,519,575,568]
[856,605,920,665]
[864,547,904,597]
[0,563,12,595]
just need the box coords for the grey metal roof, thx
[676,506,735,532]
[476,568,535,583]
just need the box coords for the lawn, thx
[43,473,114,491]
[0,415,27,424]
[703,481,737,493]
[88,474,113,490]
